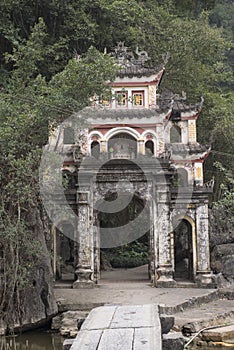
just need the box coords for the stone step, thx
[174,299,234,334]
[202,324,234,342]
[55,283,73,289]
[159,290,219,315]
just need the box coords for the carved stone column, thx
[93,212,100,283]
[148,196,156,284]
[73,189,95,288]
[195,203,215,286]
[100,139,107,153]
[138,138,145,155]
[155,182,176,287]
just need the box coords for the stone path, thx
[55,266,234,342]
[55,282,218,313]
[69,304,162,350]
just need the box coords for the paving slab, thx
[70,304,162,350]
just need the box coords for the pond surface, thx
[0,331,64,350]
[0,331,231,350]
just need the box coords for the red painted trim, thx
[171,154,210,164]
[112,79,162,87]
[89,123,162,133]
[171,159,203,163]
[163,110,172,125]
[112,82,152,87]
[109,68,165,87]
[181,112,200,121]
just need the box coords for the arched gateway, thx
[47,43,216,288]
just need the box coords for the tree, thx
[0,18,117,331]
[0,0,231,96]
[214,162,234,214]
[0,0,233,330]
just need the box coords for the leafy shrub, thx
[102,241,148,268]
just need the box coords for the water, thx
[0,331,64,350]
[190,347,230,350]
[0,332,232,350]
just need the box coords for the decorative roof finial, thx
[112,42,151,67]
[162,52,170,65]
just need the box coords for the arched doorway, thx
[174,219,194,281]
[97,192,151,282]
[145,140,154,156]
[108,132,137,159]
[91,141,100,158]
[54,222,76,281]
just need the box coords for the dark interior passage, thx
[55,222,76,281]
[174,219,193,281]
[98,192,151,281]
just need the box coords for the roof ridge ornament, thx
[162,52,170,65]
[111,42,151,67]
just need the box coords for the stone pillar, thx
[100,139,107,153]
[138,138,145,155]
[188,120,197,143]
[149,198,156,284]
[51,224,56,278]
[195,203,214,286]
[155,183,176,287]
[93,213,100,283]
[73,189,95,288]
[149,85,157,108]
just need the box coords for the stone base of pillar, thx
[195,271,217,288]
[155,267,176,288]
[73,280,95,289]
[73,266,95,289]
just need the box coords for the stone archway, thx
[73,157,175,288]
[96,192,151,282]
[174,219,194,281]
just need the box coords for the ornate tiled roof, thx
[110,42,166,78]
[165,143,210,155]
[79,107,163,120]
[117,64,165,78]
[158,91,204,117]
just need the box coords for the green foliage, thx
[213,162,234,223]
[199,91,234,195]
[210,1,234,41]
[0,0,233,329]
[172,0,216,18]
[48,46,118,114]
[102,241,148,268]
[0,0,231,98]
[0,16,117,329]
[5,18,48,84]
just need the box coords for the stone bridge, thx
[64,304,183,350]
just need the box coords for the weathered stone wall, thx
[0,209,58,335]
[209,209,234,283]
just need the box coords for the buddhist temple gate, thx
[46,43,216,288]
